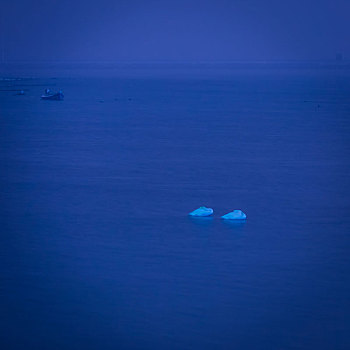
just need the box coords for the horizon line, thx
[0,58,349,65]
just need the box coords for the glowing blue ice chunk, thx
[221,210,246,220]
[189,206,213,217]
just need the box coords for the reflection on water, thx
[221,219,247,229]
[188,216,214,227]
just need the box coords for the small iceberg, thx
[189,206,213,217]
[221,210,246,220]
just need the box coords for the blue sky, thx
[2,0,349,61]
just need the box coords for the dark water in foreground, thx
[1,64,350,349]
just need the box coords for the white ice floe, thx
[189,206,213,217]
[221,210,246,220]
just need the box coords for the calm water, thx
[1,63,350,349]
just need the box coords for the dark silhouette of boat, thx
[41,89,64,100]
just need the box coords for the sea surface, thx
[1,63,350,349]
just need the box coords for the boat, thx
[41,89,64,100]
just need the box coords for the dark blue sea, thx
[1,62,350,349]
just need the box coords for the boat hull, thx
[41,93,64,101]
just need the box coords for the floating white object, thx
[221,210,246,220]
[189,206,213,217]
